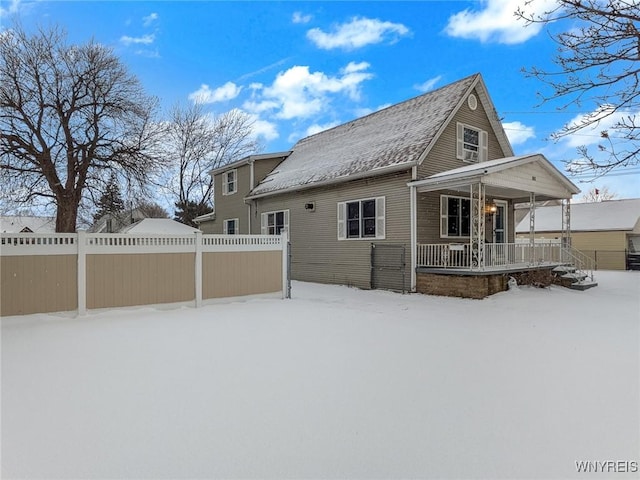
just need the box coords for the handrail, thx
[561,245,595,282]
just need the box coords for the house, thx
[118,218,201,234]
[89,208,149,233]
[516,198,640,270]
[198,73,583,298]
[1,216,56,233]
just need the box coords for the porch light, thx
[485,203,497,214]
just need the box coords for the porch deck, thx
[415,242,594,298]
[416,242,565,272]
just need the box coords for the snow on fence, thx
[1,231,289,316]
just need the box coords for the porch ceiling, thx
[408,154,580,202]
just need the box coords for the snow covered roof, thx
[118,218,201,234]
[409,154,579,199]
[209,152,291,176]
[1,216,56,233]
[249,73,497,198]
[516,198,640,233]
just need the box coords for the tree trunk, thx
[55,196,79,232]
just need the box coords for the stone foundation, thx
[416,267,554,299]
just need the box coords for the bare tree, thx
[134,200,169,218]
[518,0,640,174]
[578,185,618,202]
[165,104,260,226]
[0,24,163,232]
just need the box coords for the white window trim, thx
[260,209,290,236]
[222,169,237,196]
[223,218,239,235]
[440,194,471,239]
[337,196,385,241]
[456,122,488,163]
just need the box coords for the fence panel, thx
[1,232,288,316]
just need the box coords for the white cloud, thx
[247,113,279,141]
[249,62,374,120]
[188,82,242,104]
[414,75,442,93]
[307,16,410,50]
[292,11,312,24]
[120,34,155,46]
[305,121,340,137]
[143,12,159,27]
[560,105,635,148]
[502,121,535,145]
[0,0,19,17]
[445,0,557,44]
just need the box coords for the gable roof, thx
[516,198,640,232]
[209,151,291,176]
[249,73,512,199]
[118,218,201,234]
[1,216,56,233]
[409,154,580,201]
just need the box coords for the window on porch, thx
[440,195,470,238]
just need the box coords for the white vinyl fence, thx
[1,231,289,316]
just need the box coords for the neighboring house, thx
[199,73,581,298]
[516,198,640,270]
[118,218,200,234]
[89,208,148,233]
[1,216,56,233]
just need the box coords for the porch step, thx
[553,265,576,273]
[561,272,588,281]
[568,281,598,291]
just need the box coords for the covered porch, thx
[407,155,584,297]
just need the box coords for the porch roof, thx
[407,154,580,202]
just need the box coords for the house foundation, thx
[415,266,554,299]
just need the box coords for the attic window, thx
[468,94,478,111]
[456,122,488,163]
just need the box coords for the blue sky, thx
[2,0,639,200]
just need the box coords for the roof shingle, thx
[250,73,479,197]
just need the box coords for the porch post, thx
[529,192,535,265]
[470,182,485,270]
[562,199,571,248]
[410,185,417,291]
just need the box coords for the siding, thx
[211,164,251,234]
[485,162,572,198]
[251,171,413,289]
[417,88,509,178]
[515,230,629,270]
[417,191,514,244]
[253,157,285,187]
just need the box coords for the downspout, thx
[410,184,417,292]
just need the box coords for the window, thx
[337,197,385,240]
[222,169,237,195]
[261,210,289,235]
[456,123,488,162]
[223,218,238,235]
[440,195,471,238]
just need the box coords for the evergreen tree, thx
[174,200,212,227]
[93,175,125,222]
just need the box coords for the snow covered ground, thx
[2,271,639,479]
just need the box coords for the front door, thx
[493,200,508,243]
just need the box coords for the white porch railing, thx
[416,242,565,269]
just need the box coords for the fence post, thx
[77,230,87,315]
[281,230,290,299]
[195,231,202,308]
